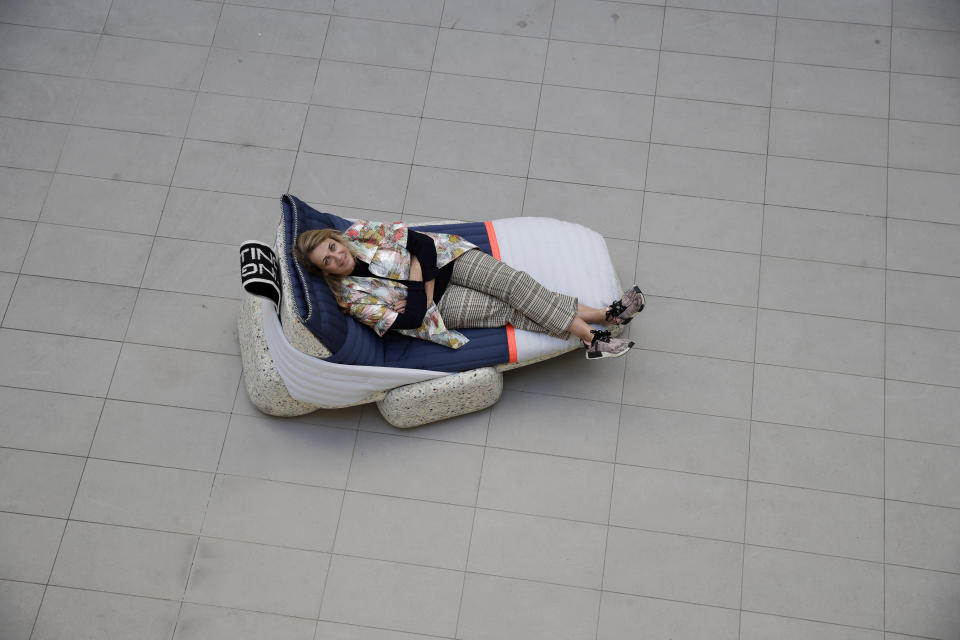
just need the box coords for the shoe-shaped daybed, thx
[238,194,622,428]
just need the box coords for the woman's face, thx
[309,238,355,276]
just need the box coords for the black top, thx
[350,229,456,329]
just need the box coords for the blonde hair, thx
[294,228,354,309]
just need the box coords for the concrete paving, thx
[2,0,960,638]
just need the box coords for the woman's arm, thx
[408,255,435,303]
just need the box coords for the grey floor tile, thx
[624,349,755,418]
[174,139,296,198]
[762,206,886,268]
[440,0,553,37]
[22,223,152,287]
[892,27,960,77]
[188,93,307,151]
[468,509,606,588]
[51,521,195,599]
[312,622,441,640]
[886,380,960,447]
[530,131,647,189]
[0,70,84,124]
[606,236,640,295]
[71,459,213,533]
[891,74,960,126]
[890,120,960,174]
[598,592,740,640]
[742,545,883,628]
[105,0,220,45]
[58,127,182,185]
[347,431,482,505]
[0,0,111,32]
[670,0,776,13]
[755,309,884,377]
[889,171,960,224]
[359,401,490,446]
[647,144,766,203]
[0,24,100,77]
[3,276,137,340]
[108,343,241,412]
[522,179,643,240]
[611,465,746,542]
[642,193,762,253]
[91,35,208,90]
[552,0,663,49]
[770,109,887,167]
[503,348,626,404]
[0,167,52,222]
[0,580,44,640]
[657,51,772,107]
[746,483,883,561]
[427,73,542,129]
[204,474,342,551]
[0,512,65,582]
[433,29,547,83]
[775,18,890,71]
[91,400,228,471]
[885,564,960,639]
[0,272,13,318]
[290,152,408,212]
[334,491,472,569]
[0,218,35,272]
[887,270,960,331]
[301,106,419,162]
[227,0,332,11]
[313,60,429,116]
[544,40,660,94]
[634,242,759,306]
[487,389,620,461]
[417,119,533,178]
[406,166,525,221]
[749,422,884,497]
[0,329,120,397]
[337,0,444,26]
[320,555,462,637]
[773,62,889,118]
[887,324,960,388]
[175,604,316,640]
[41,173,167,235]
[186,537,328,618]
[617,406,749,478]
[741,612,882,640]
[0,387,101,456]
[886,500,960,573]
[894,0,960,30]
[652,96,769,154]
[215,5,329,58]
[158,189,278,245]
[632,296,757,361]
[886,439,960,509]
[603,527,742,608]
[324,16,437,70]
[457,572,599,640]
[538,85,653,141]
[759,256,885,322]
[218,413,355,488]
[202,48,319,103]
[752,364,884,436]
[141,237,242,299]
[663,7,775,59]
[477,447,613,523]
[0,118,68,172]
[32,586,180,640]
[779,0,892,25]
[126,289,240,354]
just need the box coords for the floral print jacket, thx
[333,220,477,349]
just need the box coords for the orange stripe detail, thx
[505,324,517,363]
[484,220,501,260]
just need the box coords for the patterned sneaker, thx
[605,286,646,325]
[585,329,635,359]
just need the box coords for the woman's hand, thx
[391,300,406,314]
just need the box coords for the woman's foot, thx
[605,286,645,325]
[584,329,635,359]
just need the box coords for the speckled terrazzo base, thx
[376,367,503,428]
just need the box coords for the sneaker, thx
[605,286,646,325]
[585,329,635,359]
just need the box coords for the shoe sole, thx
[585,340,635,359]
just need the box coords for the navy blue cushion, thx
[282,194,508,371]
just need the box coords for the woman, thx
[294,220,644,359]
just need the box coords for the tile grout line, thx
[882,0,893,630]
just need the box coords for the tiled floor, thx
[1,0,959,638]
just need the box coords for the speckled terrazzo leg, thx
[376,367,503,428]
[238,294,319,417]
